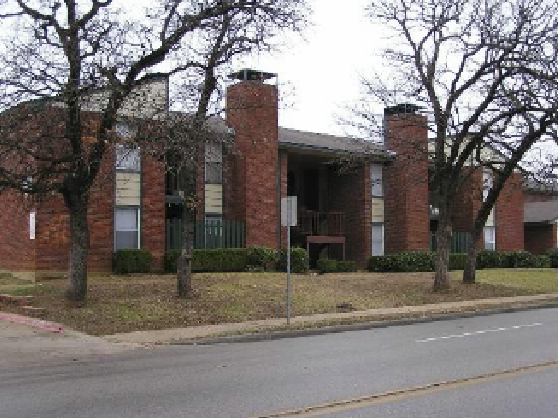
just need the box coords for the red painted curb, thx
[0,312,64,334]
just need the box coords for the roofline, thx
[278,141,396,162]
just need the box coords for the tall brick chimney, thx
[383,104,430,252]
[225,69,279,249]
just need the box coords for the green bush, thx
[246,246,277,271]
[449,253,468,271]
[476,251,507,269]
[534,255,551,268]
[277,247,309,274]
[164,248,248,273]
[367,251,435,272]
[337,260,358,272]
[505,251,535,268]
[316,258,338,274]
[546,248,558,268]
[113,249,152,274]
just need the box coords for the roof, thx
[278,127,393,160]
[524,200,558,223]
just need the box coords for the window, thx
[371,164,383,197]
[484,226,495,251]
[483,171,493,202]
[205,215,223,249]
[115,208,140,250]
[372,224,384,256]
[116,144,140,172]
[205,143,222,184]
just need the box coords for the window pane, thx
[371,164,383,197]
[205,162,222,184]
[115,231,138,250]
[116,144,140,171]
[484,226,495,251]
[205,143,222,162]
[372,224,384,256]
[115,208,137,230]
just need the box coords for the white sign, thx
[29,211,36,240]
[281,196,297,227]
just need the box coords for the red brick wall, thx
[453,168,482,233]
[0,191,36,271]
[524,223,556,255]
[142,154,166,272]
[384,113,430,252]
[327,164,371,268]
[226,81,279,249]
[35,146,115,273]
[496,172,525,251]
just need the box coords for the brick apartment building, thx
[0,69,556,280]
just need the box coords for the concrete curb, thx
[0,312,64,334]
[170,301,558,346]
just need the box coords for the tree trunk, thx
[463,229,482,284]
[65,193,89,302]
[433,209,452,292]
[177,204,195,298]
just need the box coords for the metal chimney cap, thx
[229,69,277,82]
[384,103,422,115]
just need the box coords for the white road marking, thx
[416,323,542,343]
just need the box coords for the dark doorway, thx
[304,168,319,211]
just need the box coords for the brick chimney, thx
[225,69,279,249]
[383,104,430,252]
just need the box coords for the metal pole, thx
[287,198,291,325]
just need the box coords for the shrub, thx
[246,246,277,271]
[316,258,338,274]
[546,248,558,268]
[476,251,506,269]
[337,260,358,272]
[277,247,309,274]
[506,251,535,268]
[113,249,151,274]
[449,253,467,271]
[534,255,551,268]
[367,251,435,272]
[164,248,248,273]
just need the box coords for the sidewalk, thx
[105,293,558,346]
[0,313,140,367]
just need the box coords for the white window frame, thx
[371,164,383,197]
[205,143,223,184]
[484,226,496,251]
[116,144,141,172]
[372,223,385,256]
[114,207,141,250]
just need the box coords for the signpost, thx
[281,196,297,325]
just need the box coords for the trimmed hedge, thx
[316,259,338,274]
[546,249,558,268]
[337,260,358,272]
[368,250,552,273]
[277,247,309,274]
[246,246,278,271]
[113,249,152,274]
[164,248,249,273]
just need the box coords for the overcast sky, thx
[236,0,380,137]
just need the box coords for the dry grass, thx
[2,269,555,336]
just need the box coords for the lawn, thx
[1,269,556,336]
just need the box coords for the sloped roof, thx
[524,200,558,223]
[278,127,393,160]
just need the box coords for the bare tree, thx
[359,0,558,290]
[0,0,308,301]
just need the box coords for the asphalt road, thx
[1,307,557,418]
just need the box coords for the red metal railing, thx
[297,210,345,236]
